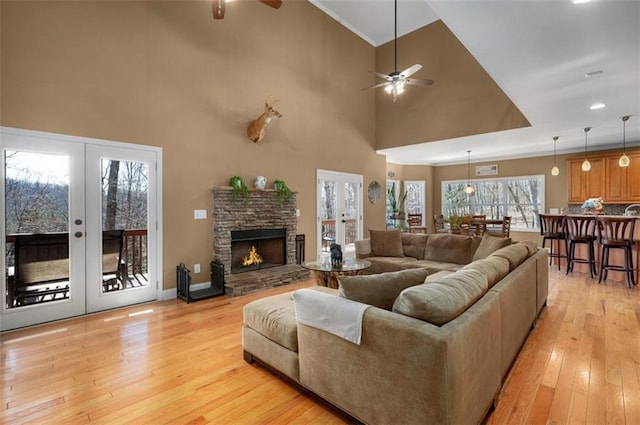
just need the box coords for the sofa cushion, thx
[369,229,404,257]
[472,234,512,261]
[425,270,455,282]
[460,256,510,288]
[338,268,429,310]
[392,269,489,326]
[489,243,530,271]
[520,240,539,257]
[243,292,298,351]
[399,259,463,273]
[365,257,417,274]
[423,234,474,264]
[401,233,428,259]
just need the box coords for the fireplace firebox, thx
[230,228,286,274]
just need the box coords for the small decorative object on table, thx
[582,197,604,215]
[330,243,343,266]
[254,175,267,189]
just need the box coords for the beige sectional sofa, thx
[243,231,549,425]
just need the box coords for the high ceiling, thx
[309,0,640,166]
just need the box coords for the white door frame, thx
[0,126,163,331]
[316,169,363,260]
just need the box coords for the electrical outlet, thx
[194,263,201,274]
[194,209,207,220]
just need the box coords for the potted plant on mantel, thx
[229,176,249,204]
[273,179,293,205]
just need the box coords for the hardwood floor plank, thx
[2,271,640,424]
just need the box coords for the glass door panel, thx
[2,134,85,330]
[85,145,157,313]
[317,170,362,260]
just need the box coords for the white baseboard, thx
[161,281,212,300]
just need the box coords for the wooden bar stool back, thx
[565,215,597,278]
[539,214,568,270]
[597,216,636,287]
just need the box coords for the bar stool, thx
[597,216,636,287]
[565,215,597,278]
[539,214,568,270]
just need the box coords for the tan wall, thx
[375,21,530,150]
[1,1,386,289]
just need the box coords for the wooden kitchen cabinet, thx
[567,158,605,202]
[625,152,640,201]
[569,150,640,203]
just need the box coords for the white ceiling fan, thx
[362,0,434,102]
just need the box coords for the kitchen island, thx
[557,215,639,285]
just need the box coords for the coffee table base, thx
[313,270,364,289]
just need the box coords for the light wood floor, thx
[1,269,639,424]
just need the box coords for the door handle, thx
[341,220,346,223]
[74,231,84,238]
[74,219,83,225]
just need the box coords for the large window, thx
[442,175,544,231]
[404,180,425,226]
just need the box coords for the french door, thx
[316,170,363,260]
[1,128,161,331]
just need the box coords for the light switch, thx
[296,209,301,217]
[194,263,201,274]
[194,209,207,220]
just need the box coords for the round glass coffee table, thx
[302,258,371,289]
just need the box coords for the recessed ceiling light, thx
[572,0,591,4]
[590,103,606,110]
[585,70,603,78]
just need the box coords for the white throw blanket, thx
[293,288,370,345]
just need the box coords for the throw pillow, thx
[369,229,404,257]
[472,234,512,261]
[338,268,429,310]
[392,269,488,326]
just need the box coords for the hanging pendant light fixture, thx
[464,150,475,195]
[618,115,630,167]
[551,136,560,176]
[581,127,591,171]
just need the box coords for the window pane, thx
[442,175,544,231]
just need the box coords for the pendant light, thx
[618,115,630,167]
[463,150,475,195]
[581,127,591,171]
[551,136,560,176]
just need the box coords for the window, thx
[404,180,425,226]
[442,175,544,231]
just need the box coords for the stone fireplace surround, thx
[212,187,309,296]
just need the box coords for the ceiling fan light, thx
[618,154,630,167]
[396,84,405,95]
[551,165,560,176]
[464,184,475,195]
[582,159,591,171]
[384,84,393,94]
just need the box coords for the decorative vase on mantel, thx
[255,176,267,190]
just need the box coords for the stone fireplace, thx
[212,187,309,296]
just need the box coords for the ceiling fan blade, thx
[369,70,393,81]
[258,0,282,9]
[362,82,390,91]
[213,0,225,19]
[405,78,435,86]
[399,64,422,78]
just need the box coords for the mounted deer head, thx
[247,98,283,143]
